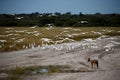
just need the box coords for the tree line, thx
[0,12,120,27]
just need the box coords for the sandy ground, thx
[0,36,120,80]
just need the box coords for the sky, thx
[0,0,120,14]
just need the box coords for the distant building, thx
[46,24,55,28]
[80,21,88,24]
[15,17,24,20]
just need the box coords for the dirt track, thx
[0,36,120,80]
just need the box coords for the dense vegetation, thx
[0,12,120,27]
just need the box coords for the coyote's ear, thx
[87,57,90,62]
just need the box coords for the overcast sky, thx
[0,0,120,14]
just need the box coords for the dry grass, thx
[0,27,120,52]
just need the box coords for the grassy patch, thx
[0,65,69,80]
[2,65,69,75]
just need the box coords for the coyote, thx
[87,57,98,69]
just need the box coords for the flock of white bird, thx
[0,27,120,51]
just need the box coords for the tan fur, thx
[87,57,98,69]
